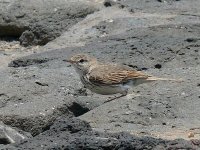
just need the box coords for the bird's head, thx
[64,54,97,74]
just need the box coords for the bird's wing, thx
[88,64,149,85]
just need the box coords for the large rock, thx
[0,0,100,46]
[0,48,107,136]
[0,122,32,145]
[2,117,199,149]
[0,64,103,135]
[44,0,200,50]
[3,22,200,139]
[113,0,200,14]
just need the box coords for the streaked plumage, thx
[65,54,182,101]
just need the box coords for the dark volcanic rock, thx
[2,22,199,139]
[1,117,199,149]
[8,57,51,67]
[0,122,32,145]
[0,0,99,46]
[114,0,197,14]
[0,50,105,135]
[8,58,49,68]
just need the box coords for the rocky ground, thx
[0,0,200,149]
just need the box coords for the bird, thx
[65,53,182,103]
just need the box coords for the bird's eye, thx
[79,59,85,63]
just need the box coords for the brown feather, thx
[88,64,149,85]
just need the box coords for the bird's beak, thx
[63,59,74,64]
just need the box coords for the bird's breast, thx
[80,75,130,95]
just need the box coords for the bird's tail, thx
[146,76,183,82]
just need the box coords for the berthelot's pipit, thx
[65,54,182,103]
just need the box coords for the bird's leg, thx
[104,91,128,104]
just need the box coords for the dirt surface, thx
[0,0,200,149]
